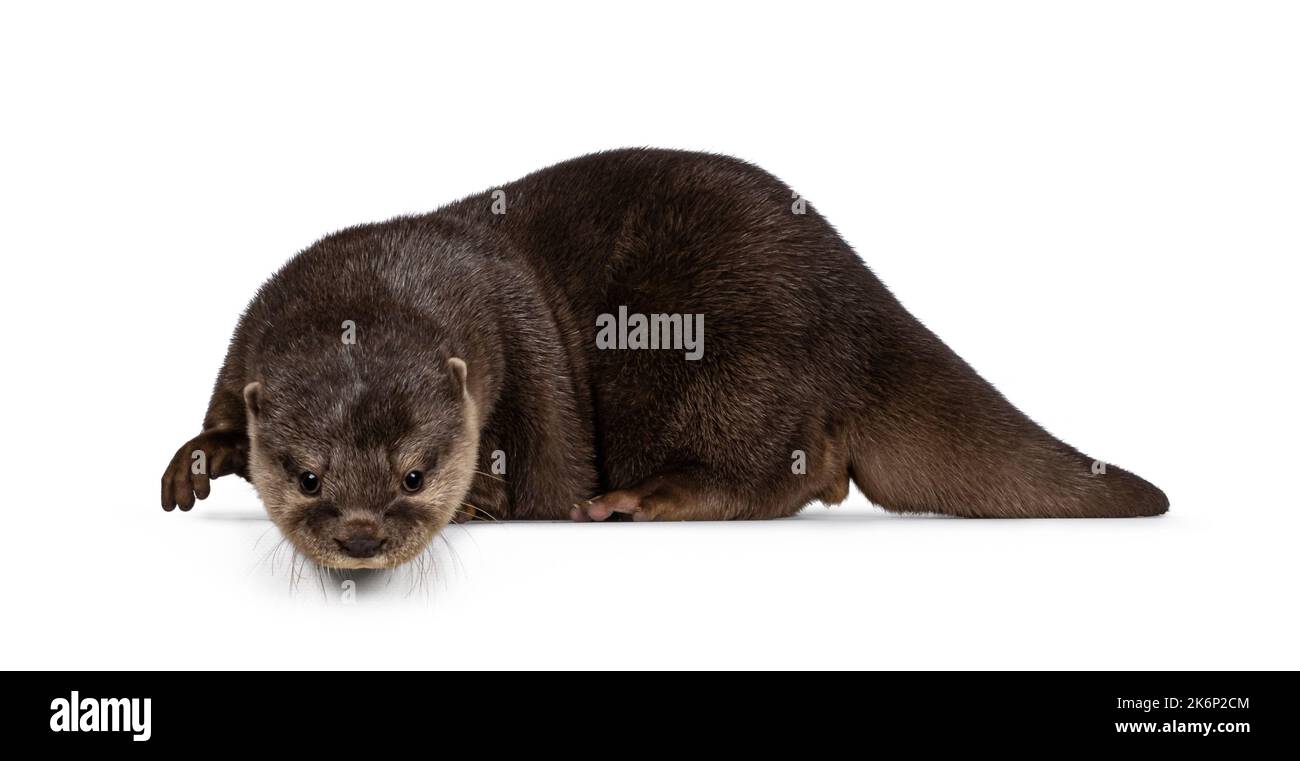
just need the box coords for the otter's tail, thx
[848,317,1168,518]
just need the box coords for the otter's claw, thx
[570,492,650,522]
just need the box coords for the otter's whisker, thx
[438,534,462,595]
[408,544,432,599]
[265,536,290,575]
[439,531,466,583]
[460,501,500,522]
[252,524,278,551]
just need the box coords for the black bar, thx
[2,671,1287,749]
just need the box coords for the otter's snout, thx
[335,528,386,559]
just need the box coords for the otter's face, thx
[244,357,479,569]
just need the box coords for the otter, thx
[161,148,1168,569]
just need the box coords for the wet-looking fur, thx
[161,148,1168,569]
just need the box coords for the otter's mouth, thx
[309,528,441,570]
[326,555,395,570]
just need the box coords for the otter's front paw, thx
[160,429,249,511]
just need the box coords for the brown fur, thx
[162,148,1167,567]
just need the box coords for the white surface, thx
[1,1,1296,669]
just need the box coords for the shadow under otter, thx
[162,148,1168,569]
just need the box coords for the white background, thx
[1,1,1296,669]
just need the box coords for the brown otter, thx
[161,148,1168,569]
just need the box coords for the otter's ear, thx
[243,382,263,422]
[446,358,469,401]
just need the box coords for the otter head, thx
[243,352,479,569]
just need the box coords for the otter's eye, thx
[402,470,424,493]
[298,471,320,495]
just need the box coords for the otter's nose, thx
[336,533,386,558]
